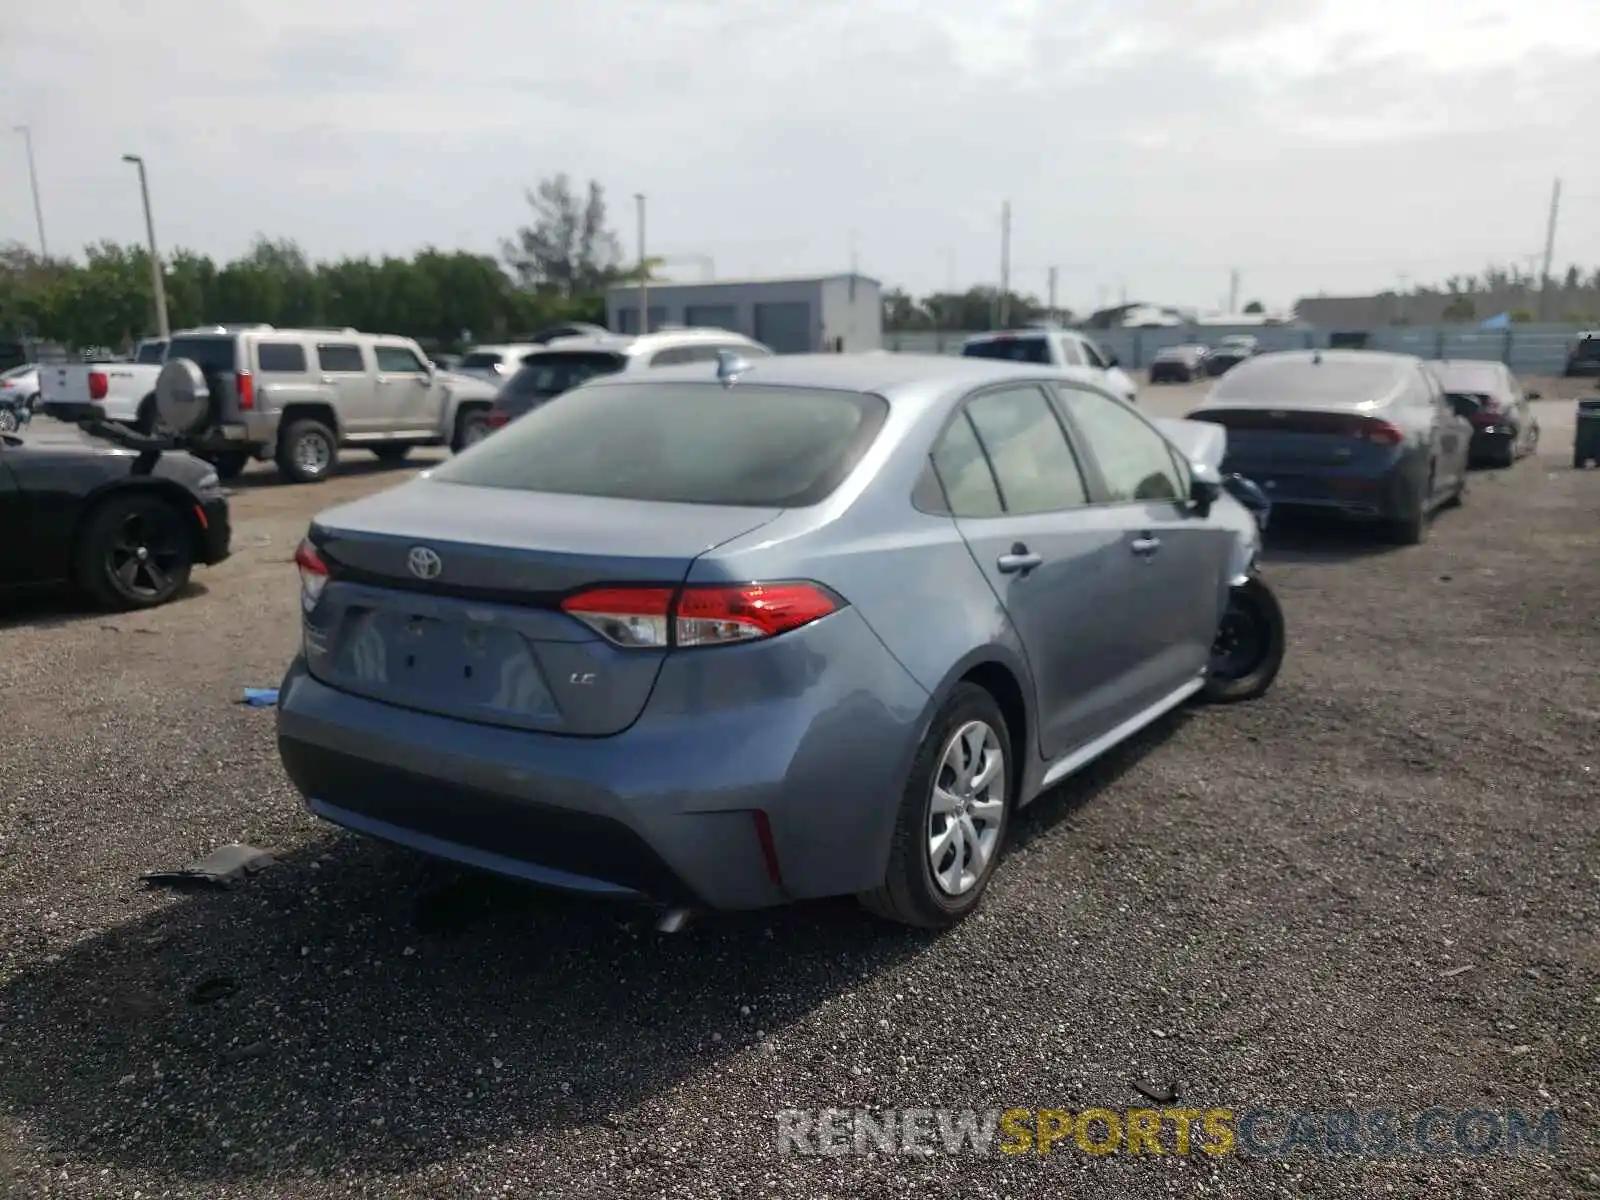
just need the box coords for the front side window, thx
[430,382,887,508]
[1060,387,1184,504]
[374,346,429,374]
[1078,337,1110,369]
[963,386,1090,515]
[1056,337,1085,366]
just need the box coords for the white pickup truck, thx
[38,338,169,428]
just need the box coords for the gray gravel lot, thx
[1,380,1597,1198]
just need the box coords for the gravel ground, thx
[0,381,1596,1198]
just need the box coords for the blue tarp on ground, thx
[1481,312,1512,330]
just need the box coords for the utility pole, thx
[996,201,1013,329]
[634,193,648,335]
[14,126,47,258]
[1228,268,1240,313]
[1538,178,1562,321]
[1047,266,1058,324]
[122,154,169,339]
[849,229,859,276]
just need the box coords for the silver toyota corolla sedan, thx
[278,352,1283,928]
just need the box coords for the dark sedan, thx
[1187,350,1470,544]
[485,347,627,431]
[1427,359,1541,467]
[0,430,231,609]
[1148,344,1209,383]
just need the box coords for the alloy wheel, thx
[927,721,1006,896]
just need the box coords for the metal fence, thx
[882,323,1587,376]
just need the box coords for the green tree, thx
[1243,299,1264,314]
[501,174,623,297]
[1441,295,1476,322]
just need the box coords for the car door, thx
[935,382,1140,760]
[1054,383,1223,718]
[1077,335,1138,403]
[1418,365,1468,497]
[0,449,32,589]
[372,343,436,431]
[315,341,378,435]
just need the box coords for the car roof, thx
[527,328,768,358]
[581,351,1102,412]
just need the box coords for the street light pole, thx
[122,153,170,339]
[13,125,47,258]
[635,193,648,335]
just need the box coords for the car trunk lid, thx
[303,479,781,736]
[1189,405,1404,469]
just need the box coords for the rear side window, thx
[460,351,506,370]
[431,382,887,508]
[648,345,700,367]
[1210,356,1402,405]
[317,343,365,373]
[930,411,1003,518]
[961,337,1053,365]
[964,386,1089,514]
[256,341,307,373]
[503,351,626,399]
[166,336,237,373]
[134,341,167,364]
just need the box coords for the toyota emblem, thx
[407,546,443,580]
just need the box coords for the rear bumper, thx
[186,412,281,454]
[1225,460,1414,520]
[274,607,930,910]
[1468,428,1514,458]
[1148,364,1194,383]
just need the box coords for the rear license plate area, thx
[334,609,558,718]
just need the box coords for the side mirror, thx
[1106,355,1120,368]
[1189,461,1224,516]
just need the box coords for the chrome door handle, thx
[320,375,334,383]
[1131,535,1161,556]
[996,551,1042,574]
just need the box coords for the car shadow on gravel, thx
[0,581,210,632]
[225,456,427,491]
[1258,512,1406,564]
[0,833,935,1184]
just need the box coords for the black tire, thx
[74,492,194,611]
[1202,574,1285,703]
[276,418,337,484]
[1388,475,1430,545]
[0,409,17,434]
[1496,437,1517,469]
[1441,474,1465,509]
[859,682,1012,929]
[372,443,412,463]
[133,395,162,436]
[452,406,491,453]
[208,451,250,481]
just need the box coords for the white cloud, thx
[3,0,1598,309]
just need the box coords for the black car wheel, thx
[452,407,492,453]
[205,451,250,481]
[75,493,195,611]
[860,682,1012,929]
[1202,575,1285,703]
[276,419,337,484]
[1389,475,1431,545]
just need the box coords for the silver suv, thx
[152,325,499,483]
[485,327,772,431]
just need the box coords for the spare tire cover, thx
[155,358,211,435]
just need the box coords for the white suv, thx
[960,328,1139,404]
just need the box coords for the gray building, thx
[604,274,883,354]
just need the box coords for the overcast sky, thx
[6,0,1600,312]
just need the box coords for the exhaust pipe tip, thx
[654,906,698,934]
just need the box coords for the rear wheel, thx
[207,451,250,481]
[860,683,1011,929]
[276,419,337,484]
[0,409,17,434]
[74,493,194,611]
[452,406,491,453]
[1202,574,1285,703]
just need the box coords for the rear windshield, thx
[503,351,626,399]
[1154,345,1203,360]
[1432,363,1503,394]
[165,336,237,374]
[1573,337,1600,361]
[460,351,506,370]
[1207,356,1402,406]
[431,381,888,507]
[962,337,1052,365]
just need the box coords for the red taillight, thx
[294,538,329,613]
[237,369,255,411]
[486,409,509,428]
[1467,411,1497,428]
[88,371,108,400]
[559,582,841,649]
[1356,419,1404,445]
